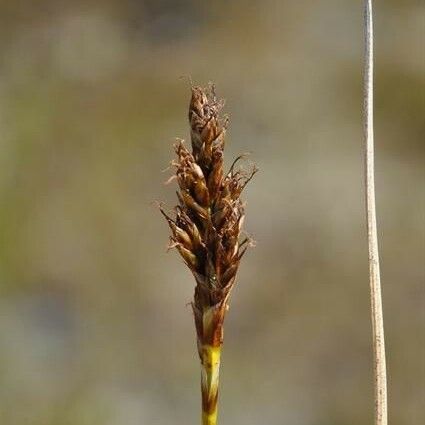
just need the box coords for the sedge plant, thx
[160,84,256,425]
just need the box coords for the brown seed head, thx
[161,84,256,348]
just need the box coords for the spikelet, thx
[160,84,256,425]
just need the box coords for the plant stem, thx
[200,344,221,425]
[363,2,388,425]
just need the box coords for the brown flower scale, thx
[160,84,256,425]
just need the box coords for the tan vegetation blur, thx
[0,1,423,424]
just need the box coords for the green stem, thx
[200,344,221,425]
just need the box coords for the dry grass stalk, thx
[160,84,256,425]
[364,1,388,424]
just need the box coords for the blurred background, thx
[0,1,423,424]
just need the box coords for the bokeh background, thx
[0,1,424,424]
